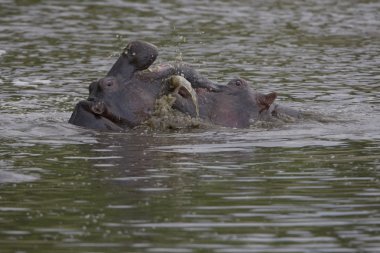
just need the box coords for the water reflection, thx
[1,127,379,252]
[51,133,379,252]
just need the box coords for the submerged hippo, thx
[69,40,300,130]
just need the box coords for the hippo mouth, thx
[168,75,200,117]
[68,100,124,131]
[87,99,124,123]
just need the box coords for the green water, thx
[0,0,379,252]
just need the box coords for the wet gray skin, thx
[69,41,220,130]
[172,77,288,128]
[69,41,300,130]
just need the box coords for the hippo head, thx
[225,78,277,116]
[199,78,277,128]
[69,41,159,131]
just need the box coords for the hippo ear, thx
[257,92,277,110]
[107,40,158,80]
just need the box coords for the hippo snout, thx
[68,100,123,131]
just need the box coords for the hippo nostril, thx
[88,96,96,102]
[92,106,103,115]
[91,101,105,115]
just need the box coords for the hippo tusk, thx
[169,75,199,118]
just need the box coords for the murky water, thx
[1,0,379,252]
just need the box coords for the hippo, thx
[69,40,300,130]
[169,77,279,128]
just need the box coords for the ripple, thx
[0,170,39,184]
[0,207,29,212]
[0,1,379,253]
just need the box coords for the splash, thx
[140,74,206,130]
[142,94,205,130]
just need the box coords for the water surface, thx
[0,0,379,252]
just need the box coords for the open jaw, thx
[68,76,201,131]
[68,100,124,131]
[168,75,200,117]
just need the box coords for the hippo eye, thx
[235,80,242,86]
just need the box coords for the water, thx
[1,0,379,252]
